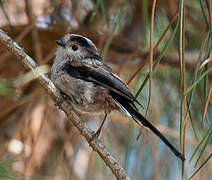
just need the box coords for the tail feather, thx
[111,92,185,161]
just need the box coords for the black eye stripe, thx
[70,36,91,48]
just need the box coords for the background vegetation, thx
[0,0,211,179]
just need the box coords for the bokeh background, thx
[0,0,211,179]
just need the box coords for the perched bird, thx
[51,34,185,161]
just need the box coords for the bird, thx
[51,33,185,161]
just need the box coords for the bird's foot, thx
[91,130,101,142]
[55,97,64,107]
[55,92,69,107]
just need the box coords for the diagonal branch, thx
[0,29,129,180]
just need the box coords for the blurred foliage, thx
[0,160,16,180]
[0,0,211,180]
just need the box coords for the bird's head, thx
[55,34,101,62]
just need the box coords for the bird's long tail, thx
[111,92,185,161]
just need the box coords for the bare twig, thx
[145,0,157,117]
[137,0,157,140]
[199,57,212,70]
[209,0,212,41]
[179,0,187,177]
[0,29,129,180]
[201,84,212,124]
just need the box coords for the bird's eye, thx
[72,45,78,51]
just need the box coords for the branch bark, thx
[0,29,130,180]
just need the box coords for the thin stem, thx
[145,0,157,117]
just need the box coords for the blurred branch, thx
[25,0,43,63]
[127,12,178,85]
[0,23,34,61]
[2,25,212,82]
[0,29,129,180]
[108,50,212,82]
[111,113,212,154]
[0,0,12,27]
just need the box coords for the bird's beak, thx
[56,39,64,47]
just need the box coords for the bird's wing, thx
[62,60,141,106]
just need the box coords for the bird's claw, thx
[91,130,101,142]
[55,97,64,107]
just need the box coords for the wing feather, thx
[62,60,141,106]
